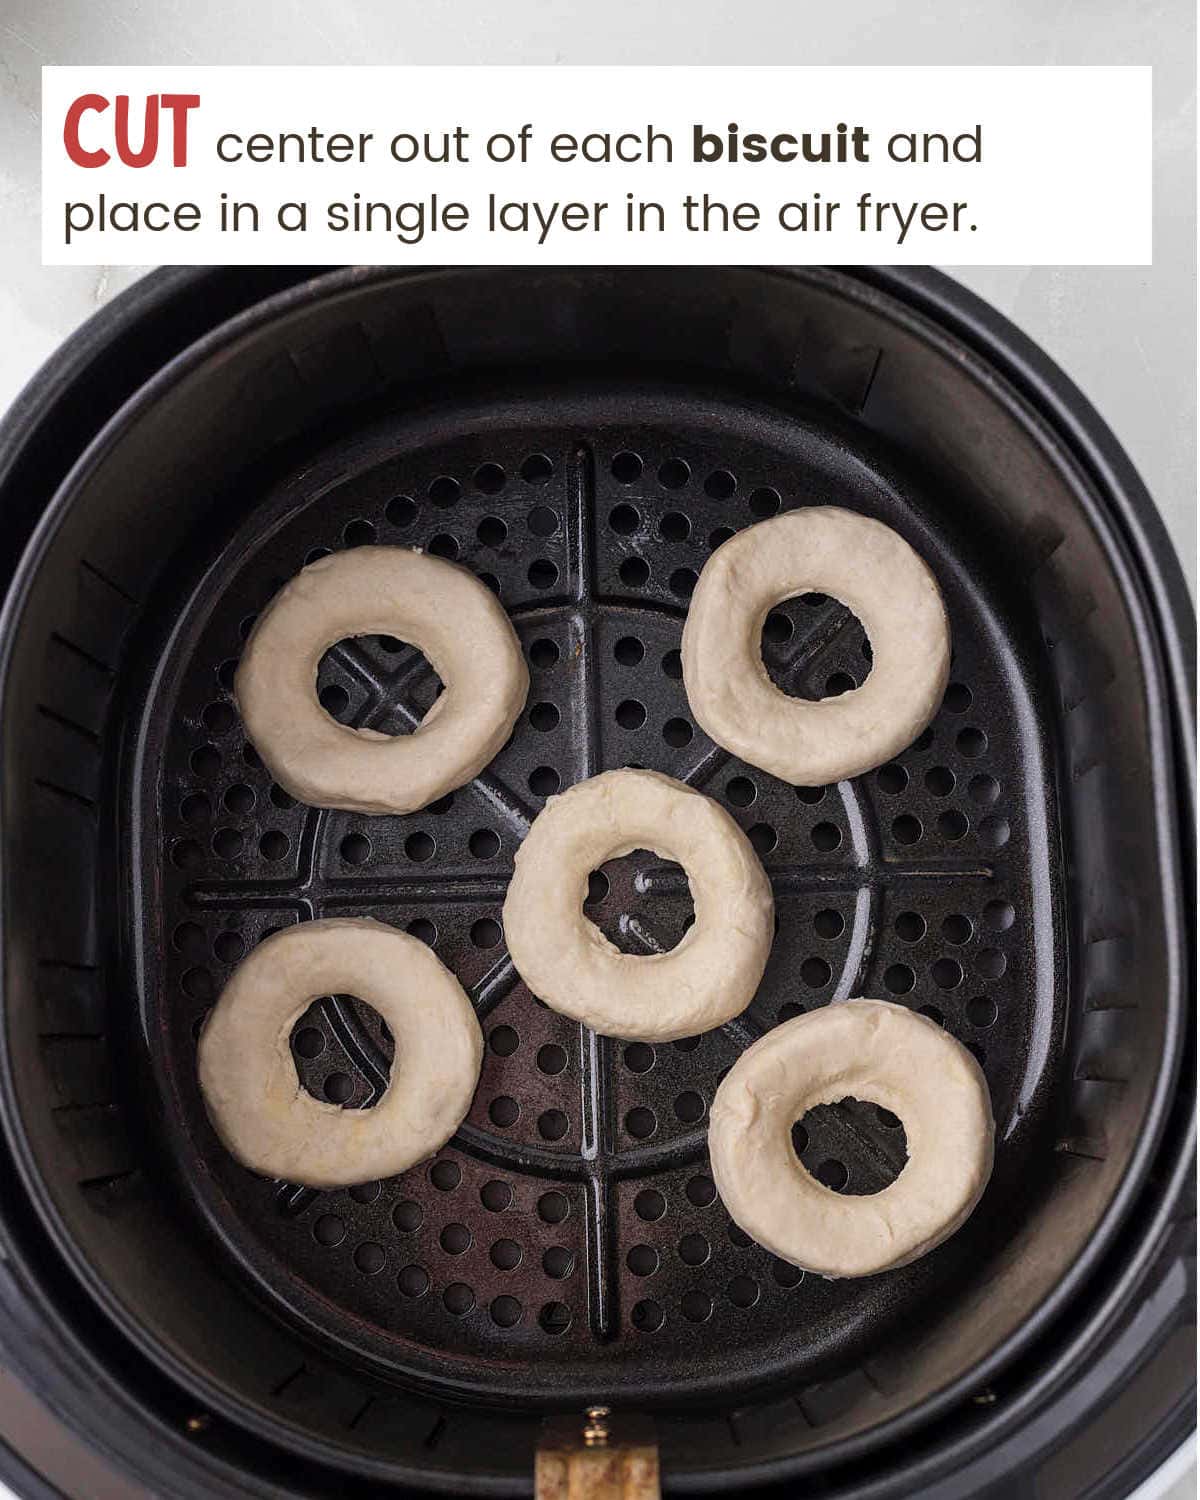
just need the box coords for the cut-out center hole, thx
[317,639,443,733]
[791,1095,907,1195]
[583,848,695,955]
[759,596,872,702]
[290,995,394,1108]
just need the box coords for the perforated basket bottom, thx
[143,385,1055,1408]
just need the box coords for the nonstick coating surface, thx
[141,384,1059,1407]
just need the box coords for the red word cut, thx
[63,94,201,168]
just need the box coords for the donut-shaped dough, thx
[502,769,773,1042]
[709,999,993,1277]
[236,546,529,814]
[681,508,950,786]
[197,918,483,1187]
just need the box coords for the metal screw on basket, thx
[583,1405,611,1446]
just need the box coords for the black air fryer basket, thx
[0,267,1192,1498]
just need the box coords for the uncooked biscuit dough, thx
[502,769,774,1042]
[682,508,950,786]
[235,546,529,814]
[197,918,483,1188]
[709,999,994,1277]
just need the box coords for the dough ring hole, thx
[289,994,395,1108]
[585,849,696,955]
[316,639,444,732]
[760,596,873,702]
[791,1095,909,1196]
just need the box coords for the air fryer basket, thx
[0,267,1191,1497]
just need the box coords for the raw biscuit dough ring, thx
[709,999,994,1278]
[681,508,950,786]
[235,546,529,814]
[197,918,483,1188]
[502,769,774,1042]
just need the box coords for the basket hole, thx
[957,727,988,758]
[681,1291,713,1323]
[795,784,825,804]
[624,1042,655,1073]
[884,964,915,994]
[774,1259,805,1288]
[537,1044,568,1076]
[443,1283,475,1316]
[530,637,560,669]
[354,1242,385,1275]
[614,635,645,666]
[340,832,371,865]
[469,828,501,859]
[521,453,554,485]
[669,568,698,599]
[529,701,560,732]
[983,899,1015,932]
[726,776,756,807]
[211,827,244,860]
[977,948,1007,979]
[404,831,435,862]
[313,1214,345,1247]
[634,1189,666,1222]
[609,503,640,535]
[611,450,643,483]
[944,682,973,713]
[963,993,999,1031]
[627,1244,659,1276]
[685,1175,716,1207]
[814,908,844,939]
[748,822,777,855]
[490,1295,522,1327]
[440,1223,471,1255]
[895,911,926,942]
[979,815,1011,848]
[538,1191,570,1224]
[674,1091,705,1124]
[925,765,955,796]
[471,917,502,949]
[704,469,737,500]
[876,763,908,794]
[489,1096,520,1128]
[405,917,437,946]
[528,559,559,590]
[473,462,506,494]
[527,505,559,538]
[918,1005,946,1027]
[892,815,922,845]
[542,1247,575,1279]
[397,1265,429,1298]
[213,930,245,964]
[529,766,561,799]
[538,1109,570,1141]
[293,1026,325,1059]
[428,475,460,508]
[343,519,375,548]
[969,773,1001,806]
[539,1301,571,1334]
[942,913,973,944]
[619,557,649,588]
[624,1107,656,1140]
[632,1299,664,1332]
[932,957,964,989]
[660,648,682,679]
[811,822,841,853]
[386,495,416,527]
[658,458,690,489]
[477,515,507,548]
[180,792,211,824]
[429,1160,461,1191]
[480,1181,513,1212]
[393,1201,423,1232]
[663,716,693,747]
[659,511,690,542]
[800,956,832,988]
[324,1072,354,1104]
[749,487,782,519]
[679,1233,710,1266]
[937,809,969,841]
[489,1025,519,1057]
[709,525,735,550]
[727,1276,760,1308]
